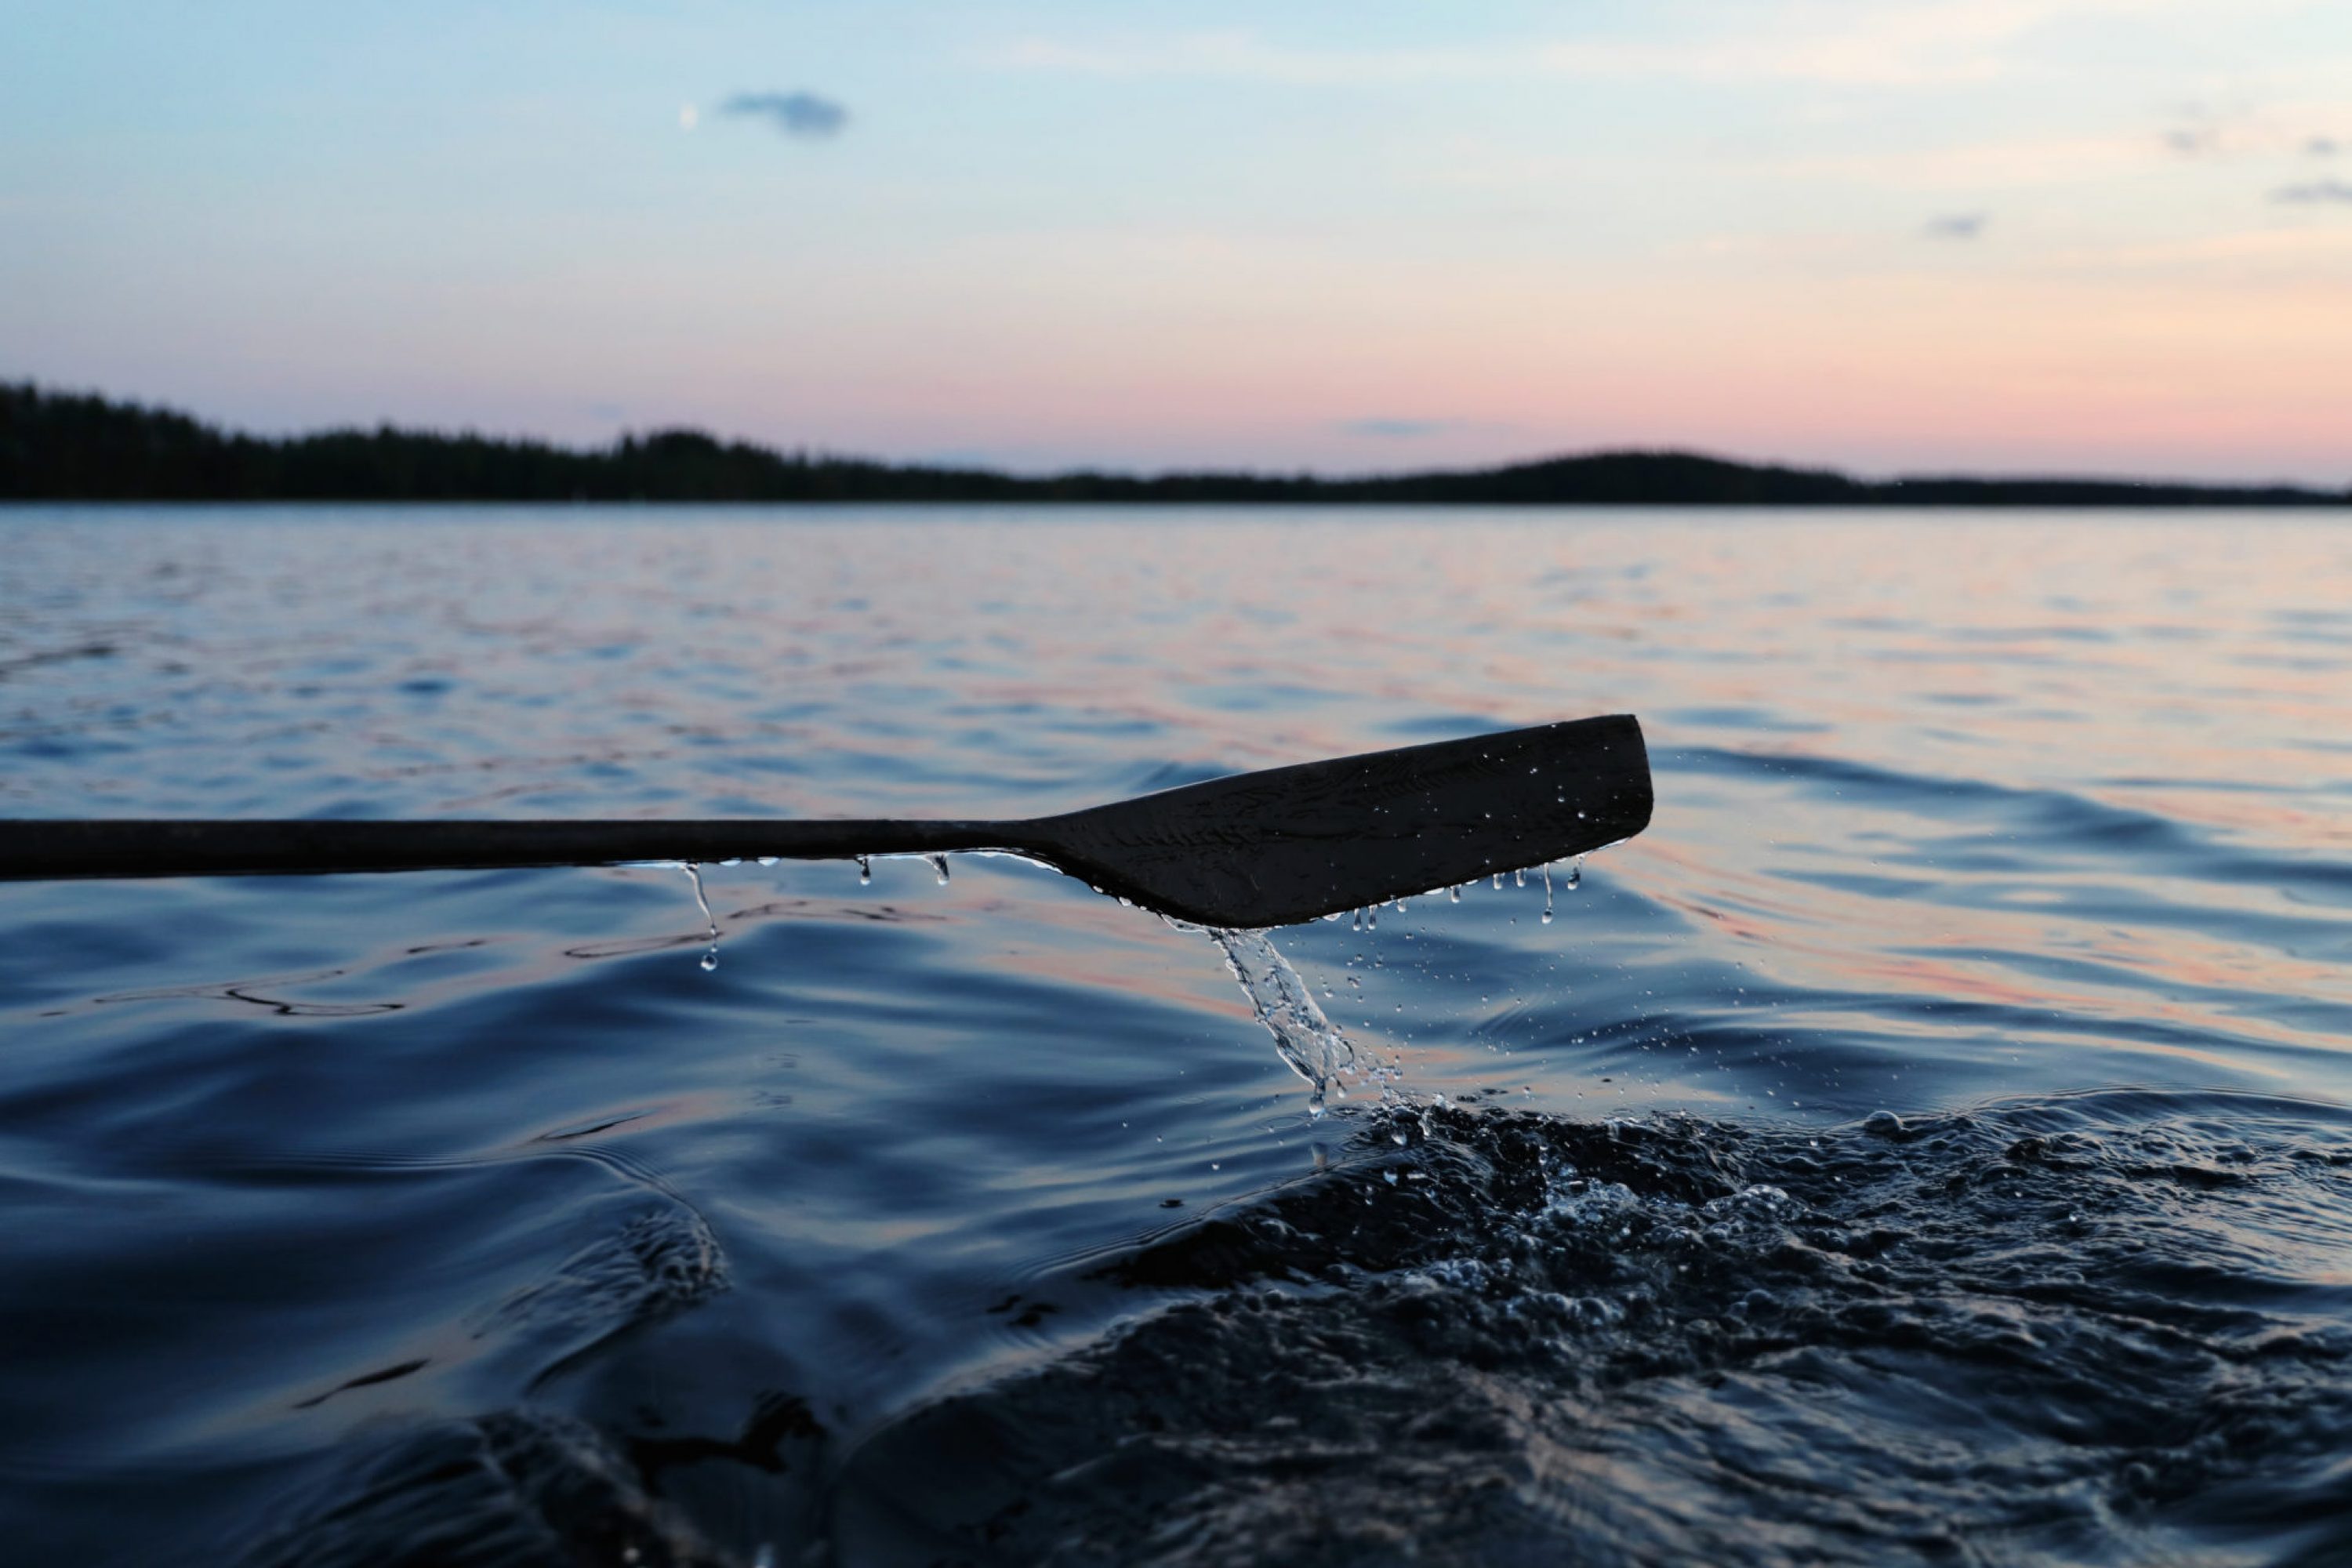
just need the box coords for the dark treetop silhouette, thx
[4,383,2345,506]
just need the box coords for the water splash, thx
[1210,929,1359,1116]
[680,863,720,972]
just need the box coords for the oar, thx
[0,715,1650,929]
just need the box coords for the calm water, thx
[5,507,2352,1565]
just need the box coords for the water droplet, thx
[928,854,949,885]
[1541,862,1555,924]
[1566,858,1583,891]
[756,855,779,867]
[856,854,872,885]
[1449,885,1461,903]
[1492,873,1504,890]
[1514,869,1526,887]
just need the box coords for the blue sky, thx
[4,1,2348,478]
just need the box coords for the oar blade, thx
[1028,715,1651,929]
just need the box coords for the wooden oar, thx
[0,715,1650,929]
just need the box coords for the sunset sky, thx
[5,0,2349,480]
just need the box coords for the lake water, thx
[5,506,2352,1566]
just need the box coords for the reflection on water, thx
[4,507,2352,1563]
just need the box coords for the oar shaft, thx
[0,818,1021,882]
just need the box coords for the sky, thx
[3,0,2349,481]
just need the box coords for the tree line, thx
[4,382,2343,506]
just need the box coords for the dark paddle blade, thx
[1012,713,1650,927]
[0,715,1651,929]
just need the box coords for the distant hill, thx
[3,382,2344,506]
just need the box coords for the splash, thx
[842,1096,2352,1566]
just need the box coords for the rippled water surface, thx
[5,506,2352,1565]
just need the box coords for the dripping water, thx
[1209,929,1359,1115]
[857,854,872,886]
[927,854,950,886]
[1541,862,1555,925]
[680,862,720,971]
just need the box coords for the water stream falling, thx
[679,862,720,971]
[1210,928,1360,1115]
